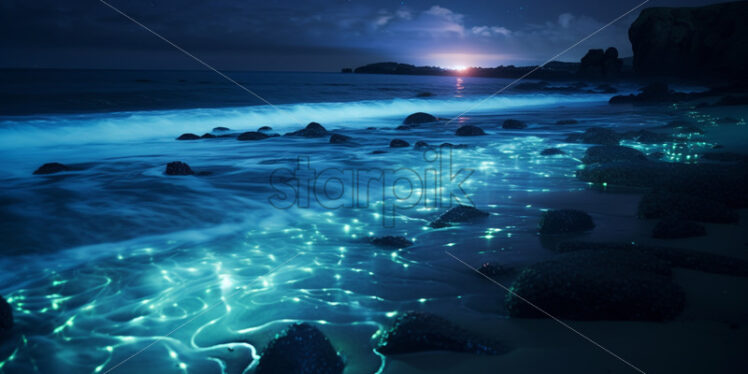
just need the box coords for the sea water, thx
[0,70,710,373]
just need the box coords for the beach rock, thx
[502,119,526,129]
[538,209,595,235]
[329,134,353,144]
[370,236,413,249]
[609,83,685,104]
[212,126,230,132]
[565,127,620,145]
[578,47,622,79]
[455,125,486,136]
[371,150,388,155]
[638,191,738,223]
[540,148,565,156]
[389,139,410,148]
[201,133,216,139]
[413,141,430,150]
[506,250,684,321]
[256,323,344,374]
[629,1,748,80]
[177,133,201,140]
[429,205,489,228]
[285,122,330,138]
[556,241,748,277]
[477,262,512,277]
[377,312,508,355]
[33,162,71,175]
[555,119,579,125]
[403,112,438,125]
[165,161,194,176]
[0,295,12,337]
[652,217,707,239]
[237,131,270,141]
[581,145,647,164]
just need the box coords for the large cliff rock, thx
[629,1,748,80]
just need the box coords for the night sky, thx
[0,0,730,71]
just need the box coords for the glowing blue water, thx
[0,73,708,373]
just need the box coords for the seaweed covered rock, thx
[329,134,353,144]
[370,236,413,249]
[33,162,71,175]
[538,209,595,235]
[429,205,489,228]
[502,119,526,129]
[165,161,194,176]
[0,295,12,337]
[540,148,565,156]
[638,191,738,223]
[455,125,486,136]
[285,122,330,138]
[377,312,509,355]
[581,145,647,164]
[506,250,684,321]
[556,241,748,277]
[565,127,620,145]
[652,217,707,239]
[177,133,201,140]
[256,323,343,374]
[237,131,269,141]
[389,139,410,148]
[403,112,438,125]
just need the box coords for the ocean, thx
[0,70,718,373]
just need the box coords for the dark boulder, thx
[540,148,565,156]
[256,323,344,374]
[413,141,431,150]
[33,162,70,175]
[578,47,622,79]
[502,119,526,129]
[201,133,216,139]
[285,122,330,138]
[429,205,489,228]
[628,1,748,80]
[377,312,509,355]
[556,241,748,277]
[370,236,413,249]
[237,131,270,141]
[565,127,620,145]
[212,126,230,132]
[609,83,688,104]
[0,295,12,337]
[165,161,194,176]
[638,191,738,223]
[506,250,684,321]
[389,139,410,148]
[177,133,200,140]
[329,134,353,144]
[652,217,707,239]
[403,112,438,125]
[555,119,579,125]
[455,125,486,136]
[581,145,647,164]
[538,209,595,235]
